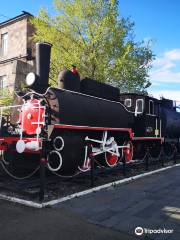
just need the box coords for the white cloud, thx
[149,90,180,102]
[164,49,180,60]
[150,69,180,83]
[150,49,180,84]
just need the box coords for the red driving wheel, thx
[105,152,118,167]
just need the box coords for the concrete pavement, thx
[1,165,180,240]
[53,166,180,240]
[0,199,136,240]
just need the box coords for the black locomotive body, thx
[43,87,134,172]
[0,42,180,177]
[47,88,134,128]
[160,98,180,138]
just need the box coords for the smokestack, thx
[35,42,52,92]
[26,42,52,92]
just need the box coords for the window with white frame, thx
[1,33,8,56]
[135,99,144,113]
[149,100,154,115]
[124,99,132,108]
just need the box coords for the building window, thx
[149,100,154,115]
[135,99,144,113]
[0,75,7,91]
[1,33,8,56]
[124,99,132,108]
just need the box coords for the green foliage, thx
[0,89,13,106]
[31,0,154,93]
[0,89,13,114]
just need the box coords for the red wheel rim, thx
[105,152,118,167]
[123,141,133,162]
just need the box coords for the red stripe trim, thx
[54,124,133,135]
[54,124,133,139]
[0,137,41,144]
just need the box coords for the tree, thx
[0,89,13,115]
[31,0,154,93]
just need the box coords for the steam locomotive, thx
[0,42,180,176]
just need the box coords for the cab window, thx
[149,100,154,115]
[124,99,132,107]
[136,99,144,113]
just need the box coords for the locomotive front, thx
[0,43,51,175]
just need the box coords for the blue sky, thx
[1,0,180,100]
[119,0,180,101]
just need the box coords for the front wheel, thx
[1,147,40,177]
[48,131,85,174]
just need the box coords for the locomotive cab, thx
[120,93,161,138]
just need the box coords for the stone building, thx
[0,11,36,94]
